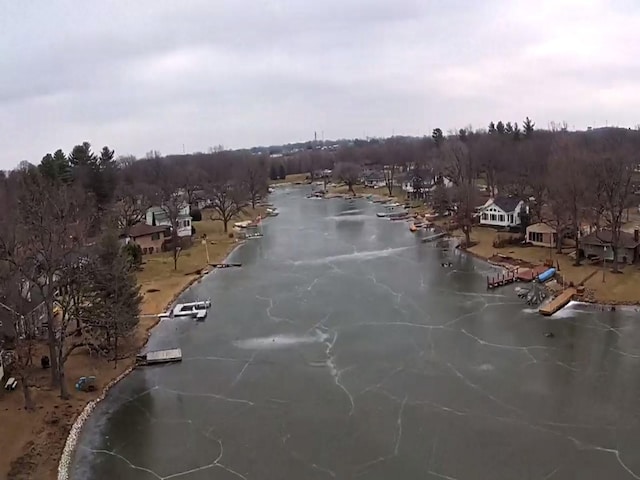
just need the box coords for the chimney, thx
[635,228,639,242]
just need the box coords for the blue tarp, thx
[538,268,556,282]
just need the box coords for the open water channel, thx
[71,186,640,479]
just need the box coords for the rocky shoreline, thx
[56,240,246,480]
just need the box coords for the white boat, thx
[377,212,389,218]
[172,300,211,319]
[266,207,279,217]
[234,220,253,229]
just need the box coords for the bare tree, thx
[208,182,247,233]
[113,182,153,233]
[473,134,502,197]
[544,173,570,253]
[243,156,268,209]
[442,138,477,246]
[547,134,589,263]
[178,162,207,208]
[0,173,93,388]
[589,131,637,273]
[380,138,411,197]
[333,162,361,196]
[0,281,37,410]
[55,262,94,399]
[145,160,187,270]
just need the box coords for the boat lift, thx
[158,300,212,321]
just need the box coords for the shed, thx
[526,223,558,247]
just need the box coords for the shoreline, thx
[56,239,247,480]
[457,239,640,309]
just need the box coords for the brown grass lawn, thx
[0,206,265,480]
[466,226,640,304]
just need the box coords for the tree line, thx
[326,121,640,274]
[0,143,270,409]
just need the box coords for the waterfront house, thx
[121,223,171,255]
[146,204,192,238]
[479,196,526,229]
[0,281,48,341]
[362,171,386,188]
[580,229,640,264]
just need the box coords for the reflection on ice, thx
[233,329,330,350]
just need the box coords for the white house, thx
[479,196,526,229]
[401,175,453,195]
[146,204,192,238]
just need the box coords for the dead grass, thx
[0,206,265,480]
[466,226,640,304]
[327,183,407,203]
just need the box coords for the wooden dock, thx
[487,271,517,289]
[539,288,576,316]
[136,348,182,366]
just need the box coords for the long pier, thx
[539,288,576,316]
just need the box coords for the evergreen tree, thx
[69,141,96,167]
[488,122,496,134]
[432,128,444,148]
[504,122,514,134]
[512,122,521,141]
[523,117,535,137]
[93,146,118,209]
[69,142,118,211]
[39,149,72,184]
[87,232,142,367]
[496,121,505,134]
[278,164,286,179]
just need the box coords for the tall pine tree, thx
[86,232,141,367]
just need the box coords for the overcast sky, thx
[1,0,639,168]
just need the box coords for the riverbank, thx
[459,226,640,305]
[0,208,264,480]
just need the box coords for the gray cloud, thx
[1,0,639,167]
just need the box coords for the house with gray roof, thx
[478,196,527,229]
[146,203,192,238]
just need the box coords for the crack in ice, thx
[311,463,336,478]
[230,352,258,387]
[394,396,408,455]
[322,330,355,415]
[256,295,295,324]
[160,387,254,405]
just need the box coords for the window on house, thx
[482,213,488,220]
[151,233,160,241]
[143,247,148,254]
[529,232,543,243]
[490,214,497,221]
[498,214,505,222]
